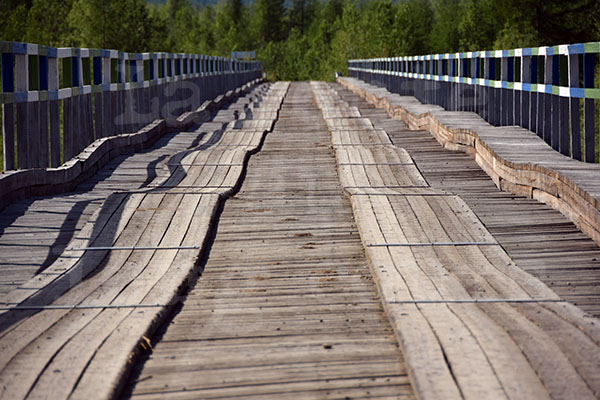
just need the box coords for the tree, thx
[429,0,463,53]
[26,0,74,47]
[328,0,362,76]
[289,0,316,35]
[393,0,434,56]
[146,4,171,51]
[68,0,151,51]
[228,0,243,25]
[215,0,249,54]
[1,3,30,42]
[3,0,599,82]
[256,0,285,44]
[198,6,217,54]
[172,1,204,53]
[165,0,186,50]
[493,0,600,48]
[457,0,497,51]
[358,0,395,57]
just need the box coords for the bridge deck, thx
[125,81,413,399]
[332,82,600,318]
[0,86,267,298]
[339,77,600,245]
[0,81,599,399]
[0,82,282,399]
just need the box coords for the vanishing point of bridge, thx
[0,40,600,399]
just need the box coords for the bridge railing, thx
[348,42,600,163]
[0,41,262,171]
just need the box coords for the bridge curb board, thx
[0,79,263,214]
[338,77,600,248]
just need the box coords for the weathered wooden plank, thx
[28,101,40,168]
[0,81,266,300]
[62,97,74,161]
[22,193,189,399]
[49,99,61,167]
[16,103,28,169]
[71,195,220,399]
[126,82,412,399]
[0,82,292,399]
[39,100,49,168]
[338,76,600,265]
[85,93,94,144]
[93,92,103,140]
[73,94,83,157]
[319,81,600,399]
[551,94,560,151]
[2,103,15,171]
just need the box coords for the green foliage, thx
[67,0,152,51]
[170,1,203,52]
[289,0,316,35]
[429,0,462,53]
[256,0,285,43]
[146,4,171,51]
[457,0,496,51]
[1,0,599,80]
[393,0,434,56]
[26,0,75,47]
[2,4,30,43]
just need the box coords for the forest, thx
[1,0,599,81]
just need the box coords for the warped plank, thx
[127,81,413,399]
[313,81,600,400]
[0,82,289,399]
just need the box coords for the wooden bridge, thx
[0,41,600,399]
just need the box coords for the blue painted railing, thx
[348,42,600,163]
[0,41,262,171]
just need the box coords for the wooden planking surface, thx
[125,82,414,400]
[0,192,219,399]
[0,81,288,313]
[313,81,600,400]
[338,77,600,248]
[335,146,427,188]
[0,82,288,399]
[331,82,600,318]
[0,85,271,299]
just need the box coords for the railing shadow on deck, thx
[0,40,263,212]
[0,84,267,333]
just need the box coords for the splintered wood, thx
[0,82,289,399]
[311,81,600,400]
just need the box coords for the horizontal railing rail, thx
[348,42,600,163]
[0,41,262,171]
